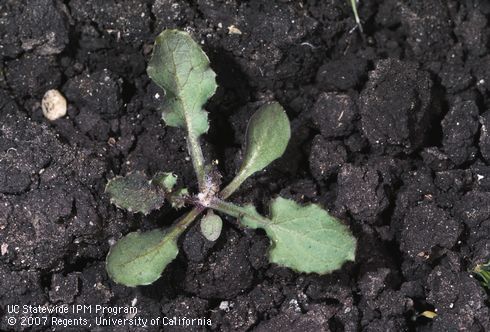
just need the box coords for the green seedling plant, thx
[348,0,363,33]
[105,29,357,287]
[473,261,490,290]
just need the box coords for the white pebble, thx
[1,243,8,256]
[42,89,67,121]
[227,25,242,35]
[219,301,231,312]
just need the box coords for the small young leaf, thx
[147,29,217,137]
[238,102,291,179]
[169,188,189,209]
[106,229,178,286]
[221,103,291,198]
[152,172,177,192]
[106,172,165,215]
[240,197,356,274]
[200,212,223,241]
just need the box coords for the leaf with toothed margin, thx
[106,229,178,286]
[239,197,356,274]
[106,172,166,215]
[152,172,177,192]
[147,29,217,137]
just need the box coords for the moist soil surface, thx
[1,0,490,331]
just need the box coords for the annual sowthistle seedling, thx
[105,30,357,287]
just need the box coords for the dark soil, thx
[1,0,489,331]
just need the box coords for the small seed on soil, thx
[42,89,67,121]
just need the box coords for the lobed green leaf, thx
[106,229,178,287]
[106,172,166,215]
[147,29,217,137]
[240,197,356,274]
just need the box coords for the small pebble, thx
[227,25,242,35]
[219,301,231,311]
[1,243,8,256]
[42,89,67,121]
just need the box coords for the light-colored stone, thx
[1,243,8,256]
[227,25,242,35]
[42,89,67,121]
